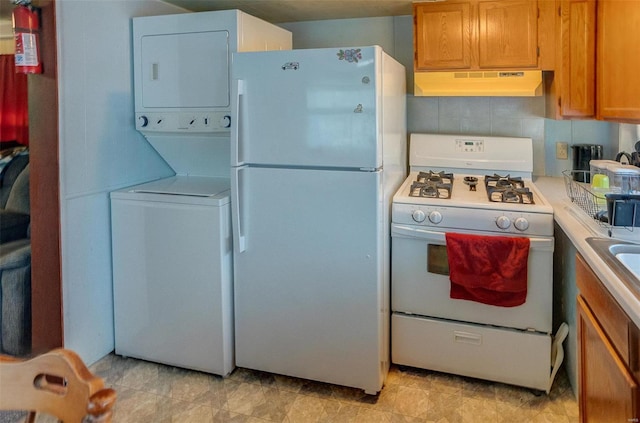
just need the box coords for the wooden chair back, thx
[0,348,116,422]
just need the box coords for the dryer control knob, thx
[138,115,149,128]
[514,217,530,231]
[428,211,443,224]
[220,115,231,128]
[412,210,426,223]
[496,215,511,229]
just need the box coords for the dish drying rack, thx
[563,170,640,237]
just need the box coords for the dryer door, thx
[139,30,229,109]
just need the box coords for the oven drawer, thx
[391,313,552,391]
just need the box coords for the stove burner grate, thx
[484,174,534,204]
[484,174,526,189]
[487,187,534,204]
[409,182,452,199]
[410,171,453,199]
[417,171,454,185]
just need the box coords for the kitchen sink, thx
[586,238,640,294]
[609,243,640,281]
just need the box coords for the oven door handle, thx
[392,224,446,240]
[391,224,554,251]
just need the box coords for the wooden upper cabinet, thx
[414,2,472,70]
[597,0,640,122]
[414,0,540,71]
[556,0,596,118]
[477,0,538,68]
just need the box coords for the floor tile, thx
[80,354,578,423]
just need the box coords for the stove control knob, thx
[514,217,530,231]
[412,210,426,223]
[428,211,443,224]
[496,215,511,229]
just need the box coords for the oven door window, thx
[427,244,449,275]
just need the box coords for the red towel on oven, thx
[445,232,530,307]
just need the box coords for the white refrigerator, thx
[231,46,406,394]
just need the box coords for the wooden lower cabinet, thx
[577,254,639,422]
[578,296,638,422]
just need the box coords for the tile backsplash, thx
[407,95,616,177]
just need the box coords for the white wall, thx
[281,16,395,51]
[55,0,185,364]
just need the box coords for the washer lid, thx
[130,176,230,197]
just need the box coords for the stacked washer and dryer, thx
[110,11,291,375]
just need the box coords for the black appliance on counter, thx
[572,144,603,183]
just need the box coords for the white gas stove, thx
[391,133,566,394]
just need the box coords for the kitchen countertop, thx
[534,176,640,327]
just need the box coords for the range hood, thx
[414,70,543,97]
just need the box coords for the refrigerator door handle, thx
[231,79,245,167]
[231,165,247,253]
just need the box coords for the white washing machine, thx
[111,176,233,375]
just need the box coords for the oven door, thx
[391,223,553,333]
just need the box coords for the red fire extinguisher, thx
[12,4,42,74]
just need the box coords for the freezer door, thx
[232,166,387,393]
[232,46,381,168]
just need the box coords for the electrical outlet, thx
[556,142,569,160]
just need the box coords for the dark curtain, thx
[0,54,29,145]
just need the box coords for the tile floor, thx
[1,354,577,423]
[79,354,578,423]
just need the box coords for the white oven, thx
[391,224,553,331]
[390,134,567,393]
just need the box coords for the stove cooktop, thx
[394,171,551,214]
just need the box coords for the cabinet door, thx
[414,2,472,70]
[597,0,640,121]
[578,295,639,422]
[477,0,538,68]
[559,0,596,117]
